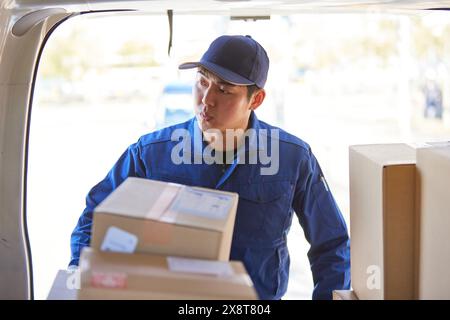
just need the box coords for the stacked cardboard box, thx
[75,177,258,300]
[90,177,238,261]
[78,248,257,300]
[416,145,450,299]
[350,142,450,300]
[349,144,417,300]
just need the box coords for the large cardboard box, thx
[91,177,238,261]
[417,145,450,299]
[349,144,416,300]
[77,247,258,300]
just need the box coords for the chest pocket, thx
[233,180,294,245]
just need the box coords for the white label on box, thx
[165,187,233,221]
[167,256,234,277]
[100,226,138,253]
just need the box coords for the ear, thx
[249,89,266,111]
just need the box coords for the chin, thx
[197,119,211,131]
[198,118,219,131]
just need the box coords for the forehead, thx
[197,68,235,86]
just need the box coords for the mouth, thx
[200,112,213,121]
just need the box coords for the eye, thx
[219,86,230,94]
[199,78,208,87]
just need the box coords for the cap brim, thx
[178,61,255,86]
[178,62,200,70]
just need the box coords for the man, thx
[70,35,350,300]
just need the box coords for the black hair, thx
[246,84,260,101]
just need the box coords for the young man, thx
[70,35,350,300]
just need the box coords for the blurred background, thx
[28,11,450,299]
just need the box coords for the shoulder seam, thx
[139,136,172,148]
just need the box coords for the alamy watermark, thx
[170,128,280,175]
[366,265,381,290]
[66,268,81,290]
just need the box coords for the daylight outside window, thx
[28,11,450,300]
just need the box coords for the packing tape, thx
[145,183,181,220]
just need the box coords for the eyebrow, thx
[197,70,235,87]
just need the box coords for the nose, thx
[201,85,215,108]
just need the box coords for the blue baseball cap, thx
[179,35,269,88]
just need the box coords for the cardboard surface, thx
[349,144,416,300]
[332,290,359,300]
[77,248,258,300]
[47,270,77,300]
[91,177,239,261]
[417,146,450,299]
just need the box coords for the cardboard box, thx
[349,144,416,300]
[91,177,238,261]
[77,247,258,300]
[417,145,450,299]
[47,270,77,300]
[332,290,359,300]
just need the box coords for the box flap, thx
[94,177,238,232]
[350,143,416,167]
[422,145,450,161]
[94,178,181,220]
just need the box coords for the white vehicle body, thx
[1,0,449,299]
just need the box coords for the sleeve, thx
[68,141,146,266]
[292,147,351,300]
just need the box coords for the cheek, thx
[223,99,246,115]
[193,87,203,110]
[217,101,244,124]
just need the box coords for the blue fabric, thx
[69,111,350,300]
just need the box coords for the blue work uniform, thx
[70,111,350,300]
